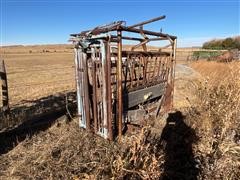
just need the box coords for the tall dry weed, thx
[191,61,240,179]
[112,127,164,179]
[0,122,164,179]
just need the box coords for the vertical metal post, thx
[91,48,98,134]
[117,30,123,140]
[107,38,113,140]
[82,51,91,130]
[74,47,84,128]
[0,60,9,114]
[100,40,109,138]
[75,47,90,129]
[171,38,177,108]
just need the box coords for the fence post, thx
[0,60,10,114]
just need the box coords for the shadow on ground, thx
[160,111,199,180]
[0,91,76,155]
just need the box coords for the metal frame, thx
[71,16,177,140]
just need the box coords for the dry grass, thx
[189,61,240,179]
[0,46,75,106]
[0,120,164,179]
[0,45,76,129]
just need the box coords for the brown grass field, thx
[0,45,239,179]
[0,45,75,106]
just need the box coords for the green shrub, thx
[203,36,240,50]
[192,51,221,59]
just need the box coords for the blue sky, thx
[0,0,239,47]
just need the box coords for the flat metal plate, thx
[123,83,166,109]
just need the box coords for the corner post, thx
[117,30,123,140]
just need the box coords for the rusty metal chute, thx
[70,15,177,140]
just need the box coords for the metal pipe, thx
[91,48,98,133]
[74,48,80,121]
[131,39,150,51]
[111,35,143,41]
[75,48,85,128]
[82,51,91,129]
[127,15,166,29]
[117,30,123,140]
[149,37,168,41]
[107,38,113,140]
[121,26,176,39]
[100,40,109,138]
[171,38,177,108]
[71,25,176,40]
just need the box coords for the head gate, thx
[70,16,177,140]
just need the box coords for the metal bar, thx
[149,37,168,41]
[157,56,162,77]
[171,38,177,108]
[111,35,143,41]
[152,56,158,78]
[131,39,150,51]
[83,52,91,130]
[121,51,170,56]
[117,30,123,140]
[136,57,140,87]
[106,38,113,140]
[127,15,166,29]
[139,25,149,40]
[71,25,176,40]
[139,56,143,85]
[121,26,176,39]
[70,21,124,37]
[130,56,134,88]
[91,58,98,133]
[100,40,109,138]
[143,56,147,83]
[74,48,84,128]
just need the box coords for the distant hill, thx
[0,44,74,54]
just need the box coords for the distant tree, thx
[203,36,240,50]
[222,38,234,49]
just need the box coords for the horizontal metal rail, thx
[127,15,166,29]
